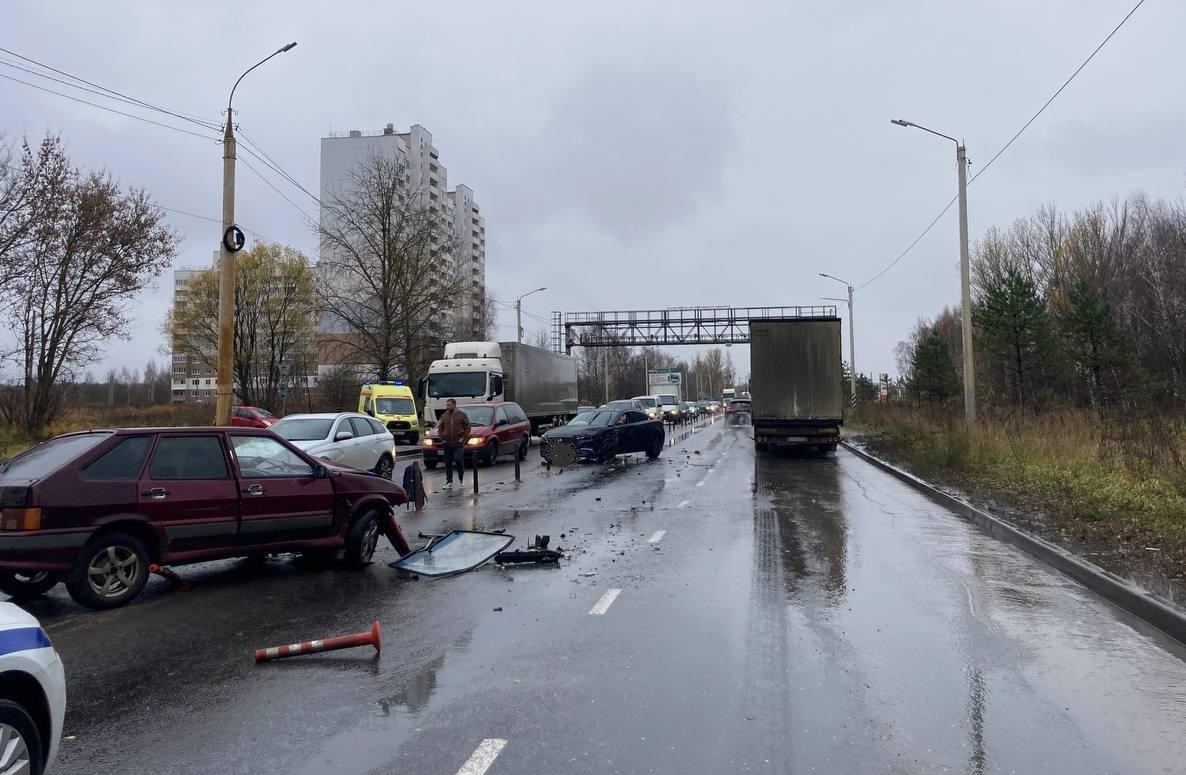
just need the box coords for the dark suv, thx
[0,427,409,609]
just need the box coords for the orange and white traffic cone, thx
[254,620,381,663]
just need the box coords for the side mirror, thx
[365,408,375,417]
[334,431,354,442]
[313,464,329,479]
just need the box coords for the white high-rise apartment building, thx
[169,264,216,402]
[319,124,487,353]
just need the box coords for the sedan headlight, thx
[466,436,485,446]
[423,438,435,447]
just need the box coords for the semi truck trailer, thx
[420,341,579,434]
[749,319,844,452]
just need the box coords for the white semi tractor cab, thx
[420,341,579,434]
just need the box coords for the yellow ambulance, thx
[359,381,420,445]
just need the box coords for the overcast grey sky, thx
[3,0,1183,384]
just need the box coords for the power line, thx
[155,205,275,243]
[0,71,220,141]
[237,131,323,206]
[238,155,317,224]
[856,195,958,290]
[970,0,1147,184]
[0,56,221,131]
[856,0,1147,290]
[0,45,221,130]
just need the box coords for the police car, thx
[0,602,65,774]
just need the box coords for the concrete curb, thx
[841,440,1186,647]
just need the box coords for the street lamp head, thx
[891,119,912,127]
[279,42,298,53]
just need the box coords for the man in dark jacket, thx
[436,399,471,489]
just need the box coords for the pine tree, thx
[910,331,960,402]
[974,269,1054,408]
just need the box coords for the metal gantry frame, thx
[552,305,838,353]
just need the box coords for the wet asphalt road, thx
[20,414,1186,774]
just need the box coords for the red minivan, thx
[421,401,532,468]
[0,427,409,609]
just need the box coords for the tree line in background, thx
[0,133,177,434]
[897,194,1186,415]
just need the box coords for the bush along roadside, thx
[848,405,1186,604]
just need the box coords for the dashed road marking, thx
[456,739,507,775]
[589,588,622,615]
[647,530,666,543]
[696,480,706,487]
[677,500,690,509]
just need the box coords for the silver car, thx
[270,412,397,479]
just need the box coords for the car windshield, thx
[271,418,334,441]
[602,400,634,410]
[252,408,275,419]
[568,411,615,427]
[0,432,110,480]
[376,397,415,415]
[457,406,495,426]
[659,395,678,405]
[427,371,487,398]
[634,397,657,408]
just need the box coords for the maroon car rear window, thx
[0,433,111,480]
[83,436,152,480]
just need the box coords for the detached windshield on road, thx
[271,418,334,441]
[0,432,110,480]
[427,372,487,398]
[376,397,415,415]
[567,411,615,427]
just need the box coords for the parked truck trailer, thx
[749,319,843,452]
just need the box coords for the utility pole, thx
[513,287,547,345]
[957,142,975,422]
[214,42,297,426]
[604,348,610,403]
[892,118,976,423]
[820,275,856,406]
[846,283,855,403]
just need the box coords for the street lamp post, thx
[214,42,297,427]
[514,286,547,345]
[820,273,856,406]
[891,118,975,423]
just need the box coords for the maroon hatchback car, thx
[0,427,410,610]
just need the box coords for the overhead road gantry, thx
[551,305,838,353]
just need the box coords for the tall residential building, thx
[169,263,217,402]
[318,123,487,361]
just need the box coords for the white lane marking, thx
[677,499,690,509]
[589,588,622,615]
[647,530,666,543]
[456,739,507,775]
[696,480,706,487]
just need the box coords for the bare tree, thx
[0,135,176,433]
[317,149,463,387]
[165,242,317,412]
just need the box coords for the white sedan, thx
[271,412,397,479]
[0,602,66,774]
